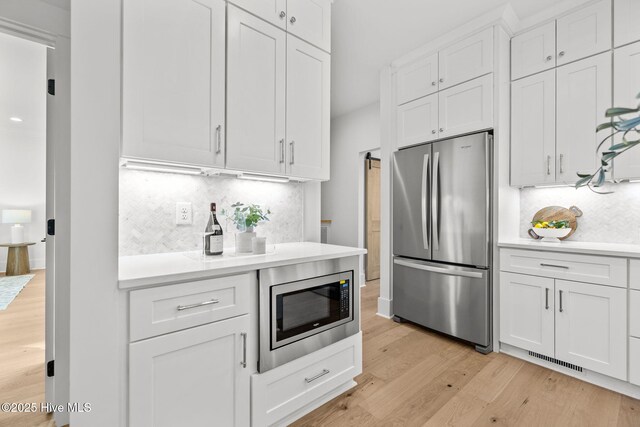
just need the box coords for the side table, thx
[0,243,36,276]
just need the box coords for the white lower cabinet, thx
[631,338,640,386]
[129,315,250,427]
[555,280,627,380]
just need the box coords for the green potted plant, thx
[224,202,271,253]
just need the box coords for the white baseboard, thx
[377,297,392,318]
[0,257,45,273]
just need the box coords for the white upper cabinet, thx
[500,272,555,358]
[511,70,556,186]
[287,0,332,52]
[439,27,493,90]
[511,21,556,80]
[438,74,493,139]
[555,280,627,381]
[230,0,287,29]
[556,0,611,66]
[286,36,331,180]
[396,93,438,149]
[613,41,640,180]
[226,6,287,176]
[556,52,612,184]
[614,0,640,47]
[396,54,439,106]
[122,0,226,167]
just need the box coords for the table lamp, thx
[2,210,32,244]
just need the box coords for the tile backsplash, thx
[119,169,304,256]
[520,182,640,244]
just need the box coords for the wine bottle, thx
[204,203,223,256]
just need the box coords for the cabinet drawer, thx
[631,338,640,386]
[500,249,627,288]
[130,273,251,341]
[252,333,362,426]
[631,291,640,338]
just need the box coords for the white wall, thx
[0,33,47,271]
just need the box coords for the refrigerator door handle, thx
[394,258,484,279]
[432,151,440,251]
[421,153,430,250]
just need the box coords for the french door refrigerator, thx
[393,131,492,353]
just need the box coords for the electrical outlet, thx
[175,202,193,225]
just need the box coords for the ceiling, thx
[330,0,582,118]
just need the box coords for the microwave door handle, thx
[432,151,440,251]
[394,258,484,279]
[421,153,430,250]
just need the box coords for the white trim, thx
[516,0,602,34]
[0,16,56,47]
[377,297,392,318]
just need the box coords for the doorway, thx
[364,151,381,281]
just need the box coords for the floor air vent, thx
[528,351,583,372]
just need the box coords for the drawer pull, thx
[545,287,549,310]
[559,290,564,313]
[241,332,247,368]
[305,369,330,383]
[177,299,219,311]
[540,263,569,270]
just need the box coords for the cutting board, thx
[530,205,583,240]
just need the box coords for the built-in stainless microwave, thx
[259,257,360,372]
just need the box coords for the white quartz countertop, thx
[498,239,640,259]
[119,242,367,289]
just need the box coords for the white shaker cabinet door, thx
[396,53,439,106]
[287,0,332,52]
[438,74,493,140]
[129,316,251,427]
[438,27,493,90]
[511,21,556,80]
[286,36,331,180]
[614,0,640,47]
[500,272,555,358]
[556,0,611,66]
[122,0,226,167]
[227,6,287,176]
[556,52,612,184]
[511,69,556,186]
[396,93,439,149]
[230,0,287,29]
[555,280,627,381]
[613,41,640,180]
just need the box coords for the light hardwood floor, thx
[294,280,640,427]
[0,270,54,427]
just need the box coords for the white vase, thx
[236,230,256,253]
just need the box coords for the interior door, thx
[227,5,287,175]
[432,133,490,267]
[613,41,640,180]
[556,52,612,184]
[511,69,556,186]
[122,0,226,167]
[499,272,555,357]
[365,157,380,281]
[286,0,332,52]
[286,35,330,180]
[392,143,431,261]
[556,0,611,66]
[231,0,287,29]
[555,280,627,380]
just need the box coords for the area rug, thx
[0,274,35,310]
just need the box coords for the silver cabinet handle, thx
[305,369,330,383]
[290,16,296,24]
[431,81,436,86]
[559,154,564,174]
[439,127,444,132]
[547,155,551,175]
[177,299,219,311]
[545,55,553,62]
[431,130,436,134]
[240,332,247,368]
[559,290,564,313]
[439,78,444,83]
[540,263,569,269]
[215,125,222,154]
[432,151,440,251]
[279,11,286,18]
[421,153,430,250]
[545,288,549,310]
[279,139,285,163]
[558,51,565,57]
[289,141,295,165]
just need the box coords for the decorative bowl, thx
[531,228,572,243]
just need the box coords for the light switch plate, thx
[176,202,192,225]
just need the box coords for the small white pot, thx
[236,231,256,253]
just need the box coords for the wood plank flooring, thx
[0,270,54,427]
[294,280,640,427]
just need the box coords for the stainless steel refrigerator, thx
[392,131,492,353]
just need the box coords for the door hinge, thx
[47,219,55,236]
[47,79,55,96]
[47,360,54,377]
